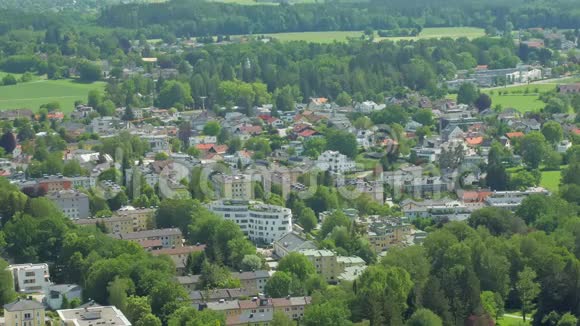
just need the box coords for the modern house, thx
[7,263,52,294]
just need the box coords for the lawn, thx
[481,83,557,113]
[239,27,485,43]
[496,310,531,326]
[0,79,106,113]
[540,166,566,192]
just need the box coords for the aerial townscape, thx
[3,0,580,326]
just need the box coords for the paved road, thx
[503,313,524,319]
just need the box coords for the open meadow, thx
[0,79,106,112]
[237,27,485,43]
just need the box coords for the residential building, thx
[57,306,131,326]
[212,173,254,200]
[90,116,121,134]
[208,200,292,244]
[142,135,170,153]
[74,216,134,234]
[400,199,473,221]
[315,150,356,174]
[112,228,183,248]
[150,245,206,275]
[38,175,72,193]
[231,270,271,296]
[3,298,45,326]
[362,217,415,253]
[298,249,365,283]
[271,296,312,321]
[484,187,550,210]
[8,263,51,294]
[273,232,317,258]
[176,275,201,291]
[47,190,90,219]
[45,284,82,310]
[558,83,580,94]
[114,206,155,231]
[204,295,312,326]
[69,176,95,190]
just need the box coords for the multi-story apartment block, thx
[57,305,131,326]
[212,174,254,200]
[112,228,183,248]
[38,175,72,193]
[298,249,365,283]
[207,200,292,244]
[315,150,356,174]
[231,270,271,296]
[3,298,46,326]
[7,263,52,294]
[74,216,134,234]
[205,295,312,326]
[484,187,550,210]
[47,190,90,219]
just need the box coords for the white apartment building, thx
[484,187,550,210]
[142,135,170,153]
[57,305,132,326]
[207,200,292,244]
[7,263,52,294]
[315,150,356,174]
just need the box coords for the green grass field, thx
[496,310,530,326]
[240,27,485,43]
[482,84,556,113]
[540,166,566,192]
[0,79,106,112]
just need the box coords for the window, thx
[24,313,31,319]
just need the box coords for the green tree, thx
[272,310,295,326]
[335,91,352,107]
[516,267,540,322]
[277,252,316,281]
[167,306,225,326]
[303,300,353,326]
[2,74,17,86]
[135,314,162,326]
[63,160,83,177]
[520,132,547,169]
[475,93,492,111]
[541,121,564,144]
[265,271,294,298]
[241,254,262,271]
[558,313,578,326]
[158,81,193,109]
[325,129,358,159]
[107,277,134,312]
[297,206,317,233]
[406,308,442,326]
[126,296,152,324]
[0,257,17,306]
[78,61,102,82]
[457,83,479,105]
[203,121,221,136]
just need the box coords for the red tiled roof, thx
[195,143,215,151]
[139,239,163,249]
[211,145,229,154]
[465,137,484,146]
[505,132,525,139]
[239,125,262,135]
[298,129,318,137]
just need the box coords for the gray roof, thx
[4,299,44,311]
[236,310,273,323]
[118,228,182,240]
[274,232,316,252]
[48,284,81,295]
[176,275,201,285]
[231,270,270,280]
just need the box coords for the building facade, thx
[47,190,90,219]
[7,263,51,294]
[3,298,46,326]
[212,174,254,200]
[208,200,292,244]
